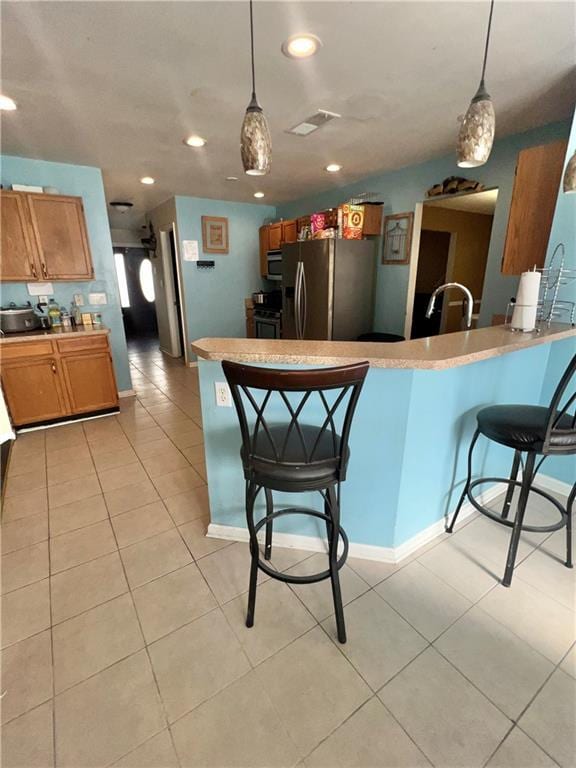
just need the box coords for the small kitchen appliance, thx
[0,303,48,334]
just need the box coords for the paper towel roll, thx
[511,270,541,331]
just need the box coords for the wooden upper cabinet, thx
[26,193,94,280]
[0,191,40,281]
[268,222,282,251]
[259,225,269,277]
[501,139,568,275]
[281,219,297,244]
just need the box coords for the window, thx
[114,252,130,308]
[139,258,155,303]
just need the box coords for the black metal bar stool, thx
[223,360,369,643]
[448,353,576,586]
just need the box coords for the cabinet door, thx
[501,139,568,275]
[60,351,118,414]
[1,358,69,426]
[0,191,40,281]
[281,220,297,244]
[268,222,282,251]
[26,194,94,280]
[259,225,269,277]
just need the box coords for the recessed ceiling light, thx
[0,95,17,111]
[226,176,239,181]
[282,34,322,59]
[325,164,342,173]
[140,177,155,185]
[184,135,207,147]
[254,191,265,198]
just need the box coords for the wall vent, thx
[286,109,341,136]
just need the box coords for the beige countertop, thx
[0,326,110,344]
[191,323,576,371]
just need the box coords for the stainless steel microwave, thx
[266,251,282,281]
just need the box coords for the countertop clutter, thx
[192,323,576,370]
[0,325,110,344]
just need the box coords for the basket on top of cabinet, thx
[1,190,95,282]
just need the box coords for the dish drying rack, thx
[538,243,576,326]
[504,244,575,329]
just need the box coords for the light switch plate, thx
[73,293,85,306]
[214,381,232,408]
[88,292,107,305]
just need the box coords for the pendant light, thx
[457,0,496,168]
[562,150,576,193]
[240,0,271,176]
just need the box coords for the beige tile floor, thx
[1,343,575,768]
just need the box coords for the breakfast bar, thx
[193,325,576,562]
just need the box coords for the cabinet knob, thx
[51,360,57,374]
[41,262,48,278]
[31,263,38,279]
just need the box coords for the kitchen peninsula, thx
[192,325,576,561]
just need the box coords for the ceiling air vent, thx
[286,109,341,136]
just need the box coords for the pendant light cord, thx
[480,0,495,85]
[249,0,256,98]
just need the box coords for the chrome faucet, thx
[425,282,474,329]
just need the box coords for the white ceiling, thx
[425,188,499,214]
[1,1,574,228]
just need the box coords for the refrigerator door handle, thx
[301,262,307,339]
[295,261,302,340]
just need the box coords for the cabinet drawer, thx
[1,340,54,360]
[55,334,109,355]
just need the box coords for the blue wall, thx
[0,156,132,392]
[199,336,575,551]
[174,196,275,348]
[276,120,571,336]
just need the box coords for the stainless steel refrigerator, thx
[281,239,375,340]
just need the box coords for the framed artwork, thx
[201,216,229,254]
[382,212,414,264]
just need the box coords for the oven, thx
[254,309,281,339]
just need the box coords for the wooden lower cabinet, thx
[0,333,118,426]
[1,357,69,425]
[60,351,118,414]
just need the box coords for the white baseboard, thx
[207,481,508,564]
[533,473,573,498]
[118,389,136,398]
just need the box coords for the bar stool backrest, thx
[543,352,576,453]
[222,360,369,472]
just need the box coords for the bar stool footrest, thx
[253,507,348,584]
[468,477,567,532]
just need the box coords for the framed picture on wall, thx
[202,216,229,253]
[382,212,414,264]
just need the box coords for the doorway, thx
[114,247,159,353]
[405,188,498,339]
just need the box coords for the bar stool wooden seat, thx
[223,360,369,643]
[447,353,576,586]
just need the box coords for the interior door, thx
[26,193,94,280]
[0,191,39,281]
[2,358,69,425]
[60,352,118,413]
[300,240,333,340]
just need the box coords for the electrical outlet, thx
[214,381,232,408]
[38,295,49,304]
[73,294,85,306]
